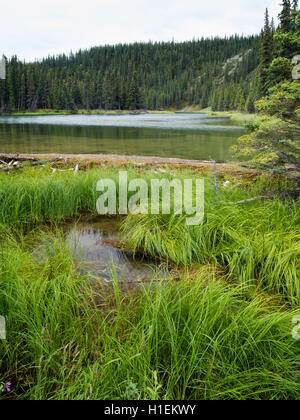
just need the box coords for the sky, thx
[0,0,282,62]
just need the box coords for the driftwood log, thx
[29,158,63,167]
[0,154,36,163]
[222,195,273,205]
[0,156,63,171]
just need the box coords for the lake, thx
[0,113,246,161]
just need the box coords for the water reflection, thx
[65,217,166,284]
[0,113,245,161]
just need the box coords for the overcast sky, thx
[1,0,281,62]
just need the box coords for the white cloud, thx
[0,0,281,61]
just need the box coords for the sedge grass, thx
[0,166,299,400]
[0,233,299,400]
[0,166,299,304]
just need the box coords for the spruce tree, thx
[258,10,273,97]
[127,70,138,110]
[238,92,246,112]
[279,0,292,32]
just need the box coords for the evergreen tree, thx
[102,71,113,110]
[238,92,246,112]
[127,70,138,110]
[258,9,273,97]
[279,0,292,32]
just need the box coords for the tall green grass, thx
[0,166,299,400]
[0,167,299,304]
[0,166,176,226]
[122,189,300,305]
[0,234,299,400]
[0,167,100,226]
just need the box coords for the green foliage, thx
[0,235,299,399]
[267,57,294,86]
[235,82,300,190]
[275,28,300,59]
[256,81,300,120]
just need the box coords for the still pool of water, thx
[0,113,246,161]
[36,217,167,284]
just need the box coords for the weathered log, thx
[29,158,63,167]
[222,195,273,205]
[0,154,36,162]
[0,157,63,171]
[1,165,21,172]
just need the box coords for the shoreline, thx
[0,152,259,176]
[2,108,256,122]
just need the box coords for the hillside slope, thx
[0,36,260,113]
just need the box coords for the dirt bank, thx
[0,152,261,177]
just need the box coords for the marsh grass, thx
[0,167,299,303]
[122,180,300,305]
[0,235,299,400]
[0,166,174,226]
[0,166,299,400]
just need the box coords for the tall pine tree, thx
[258,9,273,97]
[279,0,292,32]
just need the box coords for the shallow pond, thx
[37,216,167,284]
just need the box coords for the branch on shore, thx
[0,154,36,162]
[0,157,63,171]
[29,158,63,167]
[222,195,274,205]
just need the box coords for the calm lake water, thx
[0,113,246,161]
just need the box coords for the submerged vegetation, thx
[0,164,299,400]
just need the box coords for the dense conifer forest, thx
[0,36,260,113]
[0,1,298,114]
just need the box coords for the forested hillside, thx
[0,1,298,114]
[0,36,260,113]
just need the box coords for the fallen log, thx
[222,195,273,205]
[1,157,63,171]
[0,154,36,163]
[29,157,63,167]
[1,165,21,172]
